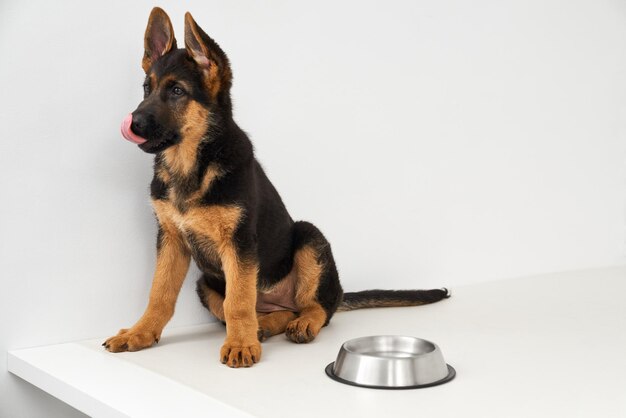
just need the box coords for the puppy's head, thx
[121,7,232,154]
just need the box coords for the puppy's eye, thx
[172,86,184,96]
[143,84,150,96]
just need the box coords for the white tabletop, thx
[8,266,626,418]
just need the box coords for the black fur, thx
[130,10,448,335]
[135,41,342,313]
[338,288,450,312]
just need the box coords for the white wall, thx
[1,1,624,416]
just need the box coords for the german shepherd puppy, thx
[104,7,449,368]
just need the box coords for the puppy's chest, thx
[156,163,231,232]
[157,193,241,242]
[154,169,241,261]
[155,196,242,273]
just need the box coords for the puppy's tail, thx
[336,288,450,312]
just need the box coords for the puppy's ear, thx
[184,12,232,97]
[142,7,177,73]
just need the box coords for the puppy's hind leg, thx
[197,275,297,340]
[286,221,343,344]
[196,276,226,323]
[257,311,297,341]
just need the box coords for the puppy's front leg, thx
[219,245,261,367]
[104,221,190,352]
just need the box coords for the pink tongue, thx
[120,113,148,144]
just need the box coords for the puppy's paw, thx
[285,317,320,344]
[220,340,262,368]
[257,327,272,342]
[103,328,158,352]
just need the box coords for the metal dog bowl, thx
[325,336,455,389]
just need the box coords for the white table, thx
[8,266,626,418]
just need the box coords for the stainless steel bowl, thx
[325,335,455,389]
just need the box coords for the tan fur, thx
[150,201,242,265]
[166,164,222,213]
[285,245,328,343]
[152,201,260,366]
[207,64,221,99]
[157,76,191,93]
[104,204,190,352]
[184,12,230,100]
[108,8,265,367]
[190,165,222,201]
[184,206,241,247]
[156,164,171,184]
[293,246,323,308]
[257,311,297,342]
[286,306,326,343]
[155,75,190,94]
[220,247,261,367]
[198,268,297,343]
[142,56,151,74]
[162,102,210,177]
[149,73,157,90]
[198,280,226,322]
[191,232,223,273]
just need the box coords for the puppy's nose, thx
[131,112,149,136]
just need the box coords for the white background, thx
[1,1,624,417]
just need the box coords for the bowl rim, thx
[325,362,456,390]
[340,335,439,358]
